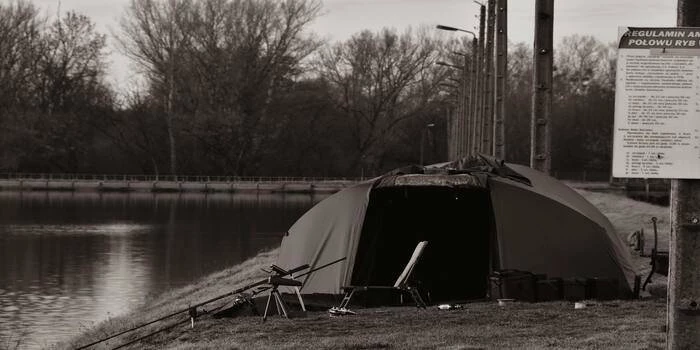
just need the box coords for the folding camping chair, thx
[338,241,429,309]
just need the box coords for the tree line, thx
[0,0,617,178]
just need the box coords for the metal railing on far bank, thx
[0,173,365,194]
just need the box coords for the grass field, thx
[62,185,671,350]
[111,300,667,350]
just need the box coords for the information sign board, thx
[613,27,700,178]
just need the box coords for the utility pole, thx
[482,0,496,155]
[493,0,507,160]
[669,2,700,348]
[437,60,464,160]
[475,4,486,156]
[437,24,477,159]
[460,55,468,159]
[469,37,479,157]
[446,106,454,160]
[461,53,471,158]
[420,123,434,165]
[454,105,459,161]
[455,69,464,159]
[530,0,553,174]
[460,57,467,159]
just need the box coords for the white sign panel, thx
[613,27,700,178]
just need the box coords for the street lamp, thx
[436,60,464,161]
[436,25,477,38]
[437,23,480,160]
[420,123,435,166]
[437,56,469,162]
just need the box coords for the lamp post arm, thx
[436,24,477,39]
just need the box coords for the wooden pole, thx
[530,0,553,174]
[447,106,454,160]
[450,107,457,160]
[482,0,496,155]
[462,53,471,158]
[669,2,700,348]
[456,70,464,159]
[455,102,460,160]
[475,4,486,156]
[494,0,507,160]
[453,74,464,159]
[469,37,479,157]
[462,66,468,159]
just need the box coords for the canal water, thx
[0,191,328,349]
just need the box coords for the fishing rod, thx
[110,282,276,350]
[295,256,346,279]
[75,264,308,350]
[111,317,190,350]
[110,298,231,350]
[75,257,346,349]
[108,257,348,350]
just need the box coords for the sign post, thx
[672,2,700,347]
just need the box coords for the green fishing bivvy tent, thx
[277,157,637,303]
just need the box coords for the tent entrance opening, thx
[351,186,493,303]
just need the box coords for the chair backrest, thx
[393,241,429,288]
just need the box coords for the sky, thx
[31,0,677,93]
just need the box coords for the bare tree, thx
[33,11,110,171]
[504,42,532,165]
[118,0,322,175]
[38,11,108,113]
[316,27,444,174]
[0,1,43,170]
[100,89,167,174]
[118,0,194,174]
[184,0,322,174]
[552,35,616,176]
[0,5,110,172]
[555,35,612,95]
[0,0,42,112]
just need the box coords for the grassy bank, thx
[63,186,670,349]
[62,250,279,350]
[95,300,667,350]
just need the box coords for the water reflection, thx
[0,191,326,349]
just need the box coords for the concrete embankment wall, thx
[0,179,356,194]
